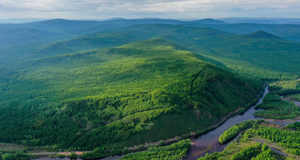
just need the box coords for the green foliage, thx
[120,139,191,160]
[219,121,255,144]
[57,154,66,159]
[1,152,32,160]
[198,120,300,160]
[262,143,269,151]
[231,142,262,160]
[124,25,300,80]
[198,142,277,160]
[198,152,221,160]
[255,93,300,119]
[251,149,276,160]
[255,126,300,151]
[286,148,300,156]
[255,80,300,119]
[286,122,300,131]
[2,153,14,160]
[0,39,261,149]
[68,152,78,159]
[79,152,102,159]
[2,19,300,160]
[269,80,300,95]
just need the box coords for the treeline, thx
[198,120,300,159]
[286,122,300,131]
[255,80,300,120]
[219,120,255,144]
[120,139,191,160]
[286,148,300,156]
[56,152,79,159]
[198,142,276,160]
[231,142,267,160]
[255,93,300,119]
[269,80,300,95]
[251,148,276,160]
[242,123,300,157]
[0,151,33,160]
[254,126,300,150]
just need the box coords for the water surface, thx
[184,86,269,160]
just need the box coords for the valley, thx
[1,18,300,160]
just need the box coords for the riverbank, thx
[4,86,268,160]
[121,86,268,157]
[184,85,268,160]
[32,82,300,160]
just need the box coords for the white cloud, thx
[0,0,299,19]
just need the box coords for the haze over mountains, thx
[2,17,300,24]
[1,18,300,159]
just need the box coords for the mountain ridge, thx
[243,30,283,39]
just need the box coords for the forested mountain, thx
[38,24,300,80]
[184,23,300,42]
[0,18,300,159]
[0,38,262,150]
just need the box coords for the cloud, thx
[0,0,299,19]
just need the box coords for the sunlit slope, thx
[39,24,300,80]
[131,25,300,80]
[0,39,261,149]
[163,28,300,80]
[182,31,300,80]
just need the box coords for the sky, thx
[0,0,300,20]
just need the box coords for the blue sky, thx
[0,0,299,19]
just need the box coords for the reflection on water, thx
[184,86,269,160]
[185,86,300,160]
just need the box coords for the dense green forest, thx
[219,120,255,144]
[199,120,300,160]
[255,93,300,119]
[0,38,261,151]
[199,142,278,160]
[39,24,300,80]
[1,18,300,159]
[0,151,33,160]
[255,80,300,119]
[120,139,191,159]
[286,122,300,131]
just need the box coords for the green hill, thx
[0,38,261,150]
[192,18,226,24]
[39,24,300,80]
[183,23,300,42]
[242,30,283,39]
[0,28,59,46]
[37,29,161,56]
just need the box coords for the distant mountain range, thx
[0,18,300,157]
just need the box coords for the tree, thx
[2,153,14,160]
[68,152,78,159]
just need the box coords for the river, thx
[34,86,300,160]
[185,86,300,160]
[184,86,268,160]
